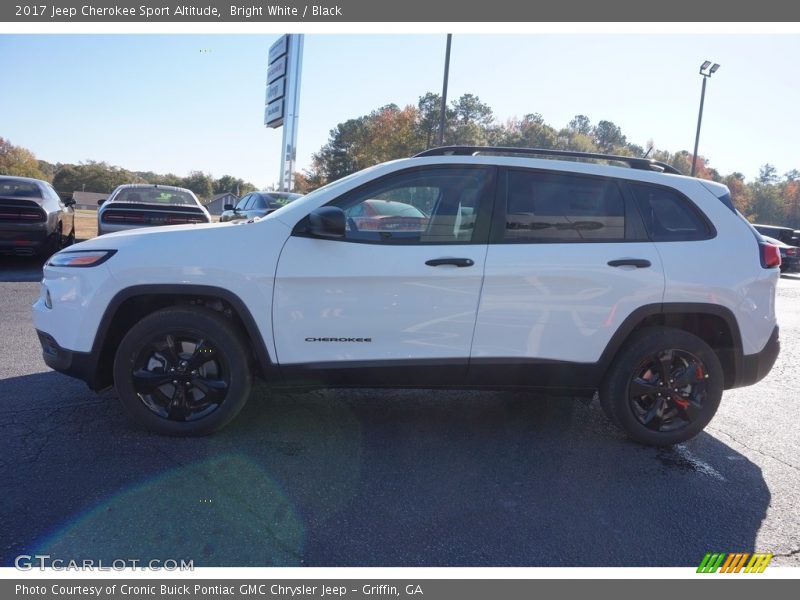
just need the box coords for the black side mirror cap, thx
[223,204,234,211]
[97,199,106,206]
[308,206,346,238]
[64,198,76,207]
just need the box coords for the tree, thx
[181,171,214,200]
[452,93,493,126]
[593,120,627,152]
[52,161,141,195]
[758,164,779,185]
[567,115,592,136]
[0,137,45,179]
[214,175,252,195]
[417,92,446,148]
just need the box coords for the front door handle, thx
[425,258,475,267]
[607,258,651,268]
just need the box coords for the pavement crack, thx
[707,426,800,471]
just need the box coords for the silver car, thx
[97,184,211,236]
[0,176,76,257]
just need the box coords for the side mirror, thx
[223,204,234,211]
[64,198,76,207]
[308,206,345,238]
[97,199,106,206]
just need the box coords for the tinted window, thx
[0,179,42,199]
[266,193,301,209]
[504,171,625,241]
[116,187,197,206]
[235,194,252,210]
[630,183,711,241]
[251,195,268,210]
[329,167,493,244]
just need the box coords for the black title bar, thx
[3,0,800,22]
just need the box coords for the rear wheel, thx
[600,327,723,446]
[38,224,63,258]
[113,306,252,435]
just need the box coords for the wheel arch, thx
[89,285,276,390]
[599,303,743,390]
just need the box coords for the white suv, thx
[32,147,781,446]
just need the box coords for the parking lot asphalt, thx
[1,258,798,568]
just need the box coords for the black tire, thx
[64,225,76,247]
[113,306,252,436]
[38,225,63,259]
[600,327,723,447]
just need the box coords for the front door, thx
[273,166,497,384]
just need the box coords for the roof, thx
[112,183,194,194]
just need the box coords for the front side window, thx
[235,194,253,211]
[251,195,268,210]
[504,170,626,241]
[328,167,494,244]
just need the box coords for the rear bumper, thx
[733,325,779,389]
[36,330,102,390]
[0,226,49,254]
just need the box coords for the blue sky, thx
[0,33,797,189]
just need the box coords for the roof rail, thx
[414,146,682,175]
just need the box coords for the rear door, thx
[470,168,665,384]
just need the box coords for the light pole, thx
[691,60,720,177]
[437,34,452,146]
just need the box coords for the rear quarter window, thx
[629,182,713,242]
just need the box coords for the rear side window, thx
[504,170,625,241]
[630,183,712,242]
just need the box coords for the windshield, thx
[114,188,197,206]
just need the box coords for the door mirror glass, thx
[308,206,346,238]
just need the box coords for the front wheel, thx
[113,306,252,435]
[600,327,724,446]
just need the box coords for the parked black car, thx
[762,235,800,273]
[219,191,302,222]
[753,224,797,246]
[0,176,76,257]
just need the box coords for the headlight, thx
[47,250,117,268]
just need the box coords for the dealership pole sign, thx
[266,34,304,192]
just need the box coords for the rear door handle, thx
[425,258,475,267]
[607,258,651,268]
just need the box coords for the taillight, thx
[760,243,781,268]
[0,208,46,221]
[102,211,146,223]
[166,215,205,225]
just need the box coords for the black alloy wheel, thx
[600,327,724,446]
[131,332,229,422]
[114,306,252,435]
[627,349,708,433]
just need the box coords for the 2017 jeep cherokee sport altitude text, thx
[33,147,781,446]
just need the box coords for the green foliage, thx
[52,161,144,195]
[0,137,46,179]
[305,92,798,228]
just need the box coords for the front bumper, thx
[36,330,102,390]
[733,325,779,388]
